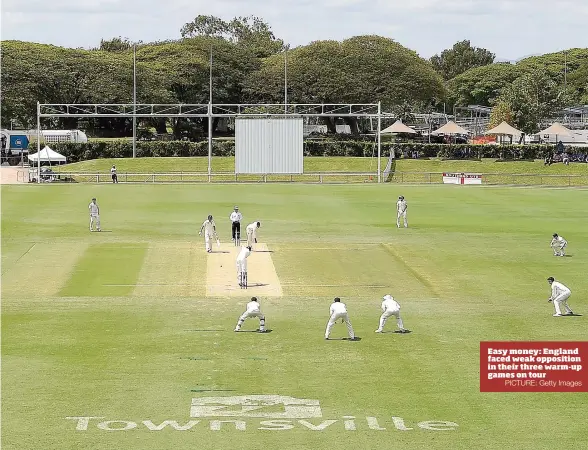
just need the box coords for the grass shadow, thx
[184,329,225,332]
[236,329,274,333]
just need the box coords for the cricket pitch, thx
[206,243,283,297]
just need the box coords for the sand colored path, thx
[206,243,283,297]
[0,167,28,184]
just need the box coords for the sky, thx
[1,0,587,60]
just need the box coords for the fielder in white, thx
[236,245,252,286]
[234,297,266,332]
[547,277,574,317]
[325,297,355,340]
[396,196,408,228]
[376,294,408,333]
[550,233,567,257]
[246,221,261,248]
[199,215,218,253]
[88,197,101,232]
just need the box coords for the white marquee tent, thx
[28,146,67,163]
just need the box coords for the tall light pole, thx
[564,50,568,97]
[132,44,137,158]
[37,102,41,183]
[208,45,213,180]
[284,45,289,113]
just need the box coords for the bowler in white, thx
[547,277,574,317]
[550,233,567,257]
[325,297,355,340]
[376,294,408,333]
[396,196,408,228]
[246,221,261,248]
[234,297,266,332]
[199,215,217,253]
[236,246,252,286]
[88,197,101,232]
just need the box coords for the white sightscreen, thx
[235,118,303,174]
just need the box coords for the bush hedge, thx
[32,141,587,163]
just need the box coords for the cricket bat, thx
[216,238,221,248]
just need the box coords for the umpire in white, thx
[230,206,242,241]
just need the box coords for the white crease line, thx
[104,284,193,287]
[104,283,387,288]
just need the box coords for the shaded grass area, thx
[51,157,588,186]
[59,243,148,297]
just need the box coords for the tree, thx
[488,100,514,129]
[497,70,566,134]
[136,37,259,138]
[99,37,133,52]
[244,36,445,134]
[567,59,588,104]
[446,63,524,108]
[245,36,445,109]
[180,15,284,57]
[431,40,495,80]
[392,101,415,123]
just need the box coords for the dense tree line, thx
[1,15,586,137]
[445,48,588,132]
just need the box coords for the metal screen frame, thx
[36,102,382,183]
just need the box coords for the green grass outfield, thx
[2,183,587,450]
[52,157,588,185]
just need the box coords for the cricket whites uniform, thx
[236,246,251,285]
[88,201,101,231]
[550,281,573,316]
[376,295,405,333]
[551,235,567,256]
[396,199,408,228]
[235,299,265,332]
[246,222,258,248]
[230,210,243,240]
[200,220,216,253]
[325,301,355,340]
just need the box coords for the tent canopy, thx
[431,121,470,135]
[381,120,417,134]
[539,122,572,137]
[28,146,67,163]
[485,121,522,136]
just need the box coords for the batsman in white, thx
[376,294,408,333]
[550,233,567,257]
[234,297,266,332]
[547,277,574,317]
[396,196,408,228]
[325,297,355,340]
[246,221,261,249]
[88,197,101,232]
[236,245,252,286]
[199,215,218,253]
